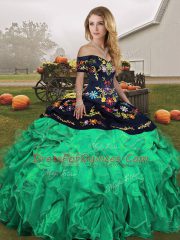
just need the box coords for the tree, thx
[0,21,57,73]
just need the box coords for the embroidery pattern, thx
[52,113,75,126]
[111,126,135,131]
[79,118,106,127]
[99,58,115,75]
[53,99,76,112]
[138,121,152,129]
[117,106,139,119]
[85,106,104,118]
[76,59,89,72]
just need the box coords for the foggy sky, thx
[0,0,162,59]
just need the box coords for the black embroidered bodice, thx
[76,55,120,107]
[41,55,157,134]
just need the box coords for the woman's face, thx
[88,14,107,40]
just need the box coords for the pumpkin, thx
[12,95,30,110]
[0,93,13,105]
[120,81,128,89]
[37,67,44,74]
[127,85,136,90]
[55,56,68,63]
[170,110,180,121]
[154,109,171,124]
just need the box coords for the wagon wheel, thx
[33,79,47,102]
[46,78,66,103]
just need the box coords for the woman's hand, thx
[73,101,86,119]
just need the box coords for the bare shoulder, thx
[77,43,93,57]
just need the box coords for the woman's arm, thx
[113,75,131,104]
[75,46,88,104]
[75,72,84,103]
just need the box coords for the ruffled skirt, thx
[0,116,180,240]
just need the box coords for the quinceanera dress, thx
[0,55,180,240]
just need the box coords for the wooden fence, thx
[14,68,29,74]
[0,68,29,75]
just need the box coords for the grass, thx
[147,84,180,150]
[0,84,180,240]
[0,73,39,82]
[0,87,47,149]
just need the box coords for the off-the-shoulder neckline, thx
[77,54,112,63]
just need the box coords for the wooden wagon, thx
[32,74,75,103]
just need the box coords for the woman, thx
[0,6,179,240]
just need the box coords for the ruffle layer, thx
[0,117,180,240]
